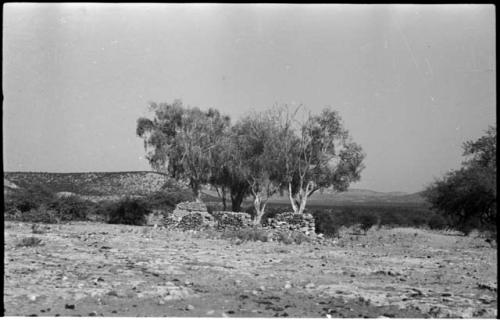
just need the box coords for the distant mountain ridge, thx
[270,187,426,204]
[4,171,426,205]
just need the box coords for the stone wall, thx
[264,212,316,236]
[164,202,213,229]
[211,211,253,230]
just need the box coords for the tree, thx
[277,106,365,215]
[136,100,230,202]
[423,125,496,233]
[232,112,286,224]
[208,132,250,211]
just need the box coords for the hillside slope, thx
[4,171,171,197]
[4,171,426,205]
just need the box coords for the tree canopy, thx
[137,101,365,220]
[423,125,496,233]
[136,100,230,201]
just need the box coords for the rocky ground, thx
[4,221,497,318]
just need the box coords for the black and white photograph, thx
[3,3,496,318]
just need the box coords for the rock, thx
[186,304,195,311]
[305,282,315,289]
[206,310,215,315]
[65,304,75,310]
[28,295,37,302]
[284,282,292,289]
[88,311,97,316]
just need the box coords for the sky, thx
[3,4,496,193]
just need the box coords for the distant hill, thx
[4,171,173,200]
[3,171,427,205]
[305,188,427,204]
[204,187,427,205]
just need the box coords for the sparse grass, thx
[222,227,270,243]
[31,224,45,234]
[192,228,222,240]
[275,231,311,245]
[16,236,43,248]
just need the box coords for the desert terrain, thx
[4,221,497,318]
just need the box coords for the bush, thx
[5,184,56,213]
[16,236,43,247]
[7,206,60,224]
[359,213,378,233]
[47,196,93,221]
[276,231,294,244]
[144,189,196,211]
[312,210,340,238]
[428,214,448,230]
[290,231,310,244]
[106,198,150,226]
[242,205,290,224]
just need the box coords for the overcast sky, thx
[3,4,496,193]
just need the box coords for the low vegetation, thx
[16,236,43,248]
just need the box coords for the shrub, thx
[359,213,378,233]
[31,224,45,234]
[242,205,290,224]
[106,198,150,226]
[290,231,310,244]
[428,214,448,230]
[16,236,43,247]
[5,184,56,213]
[276,231,294,244]
[144,189,196,211]
[312,210,340,238]
[47,196,93,221]
[10,206,60,224]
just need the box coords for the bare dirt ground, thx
[4,221,497,318]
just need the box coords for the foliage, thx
[47,196,93,221]
[427,214,449,230]
[106,197,150,226]
[137,100,231,200]
[4,184,56,213]
[6,206,60,224]
[423,126,496,234]
[145,188,195,211]
[359,213,378,233]
[310,203,434,235]
[231,112,286,224]
[273,106,365,215]
[16,236,43,248]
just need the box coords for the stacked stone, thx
[177,211,216,230]
[212,211,253,230]
[164,202,214,230]
[265,212,316,236]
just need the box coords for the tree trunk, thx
[231,189,246,212]
[288,182,313,215]
[190,180,202,202]
[221,187,227,210]
[288,183,299,214]
[253,194,267,226]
